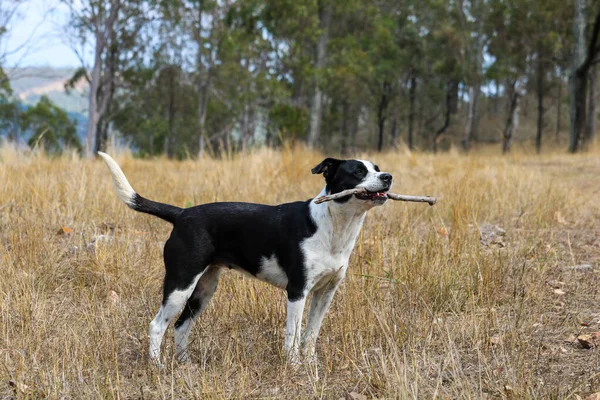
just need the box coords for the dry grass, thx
[1,144,599,399]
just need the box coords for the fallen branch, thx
[314,187,436,206]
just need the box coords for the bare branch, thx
[314,188,437,206]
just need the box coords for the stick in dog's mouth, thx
[314,187,436,206]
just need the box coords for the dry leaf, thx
[436,226,449,237]
[553,288,566,295]
[578,332,600,349]
[58,226,73,235]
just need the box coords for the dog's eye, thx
[355,167,367,176]
[374,165,380,172]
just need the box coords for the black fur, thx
[162,200,317,306]
[131,193,183,224]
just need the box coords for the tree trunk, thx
[584,65,597,145]
[350,103,360,152]
[166,67,177,158]
[307,0,332,148]
[407,76,416,150]
[536,56,544,154]
[461,16,484,152]
[241,102,256,151]
[195,0,212,158]
[376,81,391,152]
[568,0,587,153]
[568,1,600,152]
[503,80,520,154]
[555,69,562,141]
[83,0,120,158]
[461,85,480,151]
[340,100,349,155]
[95,30,119,154]
[148,128,154,156]
[86,40,102,157]
[492,80,500,114]
[433,80,453,153]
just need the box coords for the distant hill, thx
[8,66,89,140]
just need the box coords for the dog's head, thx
[312,158,393,206]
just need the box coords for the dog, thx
[97,153,393,365]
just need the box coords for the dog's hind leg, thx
[149,232,214,366]
[173,265,222,363]
[149,271,205,366]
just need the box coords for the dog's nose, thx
[380,173,393,184]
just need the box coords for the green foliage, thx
[21,96,81,154]
[51,0,590,154]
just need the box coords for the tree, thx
[21,96,81,154]
[458,0,487,151]
[306,0,332,148]
[63,0,152,156]
[63,0,121,157]
[568,2,600,152]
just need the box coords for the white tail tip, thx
[97,151,137,207]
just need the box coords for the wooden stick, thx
[314,187,436,206]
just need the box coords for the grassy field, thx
[0,144,599,399]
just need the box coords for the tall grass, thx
[1,143,599,398]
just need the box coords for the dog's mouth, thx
[355,190,389,201]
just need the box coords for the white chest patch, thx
[301,188,367,291]
[256,254,289,289]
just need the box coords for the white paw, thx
[149,354,165,370]
[287,353,302,370]
[176,352,190,364]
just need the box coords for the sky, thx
[5,0,86,68]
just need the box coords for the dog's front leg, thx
[302,280,341,362]
[284,294,307,365]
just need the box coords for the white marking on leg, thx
[148,272,204,365]
[174,319,193,363]
[285,296,307,365]
[173,266,221,363]
[303,283,340,361]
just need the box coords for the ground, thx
[0,144,599,399]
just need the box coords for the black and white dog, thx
[98,153,393,365]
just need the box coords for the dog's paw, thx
[286,353,302,371]
[304,353,318,366]
[149,357,166,370]
[176,352,190,364]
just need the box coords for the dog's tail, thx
[97,152,183,224]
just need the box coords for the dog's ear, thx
[311,158,343,178]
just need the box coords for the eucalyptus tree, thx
[63,0,154,155]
